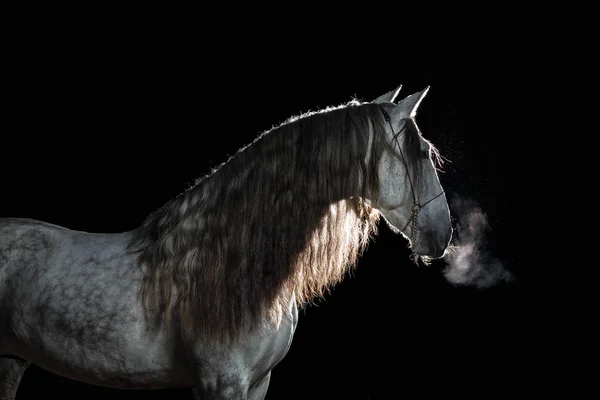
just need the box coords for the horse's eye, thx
[421,150,430,160]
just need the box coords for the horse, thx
[0,84,452,399]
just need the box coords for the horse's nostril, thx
[424,231,435,243]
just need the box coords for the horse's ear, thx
[371,84,402,104]
[395,86,430,118]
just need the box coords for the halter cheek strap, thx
[378,106,445,257]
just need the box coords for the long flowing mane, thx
[129,100,413,343]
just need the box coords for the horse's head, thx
[369,85,452,259]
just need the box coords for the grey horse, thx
[0,85,452,399]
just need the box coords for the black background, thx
[2,24,532,399]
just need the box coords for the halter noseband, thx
[379,106,445,259]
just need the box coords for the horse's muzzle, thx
[420,228,452,259]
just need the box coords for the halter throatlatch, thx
[379,106,445,261]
